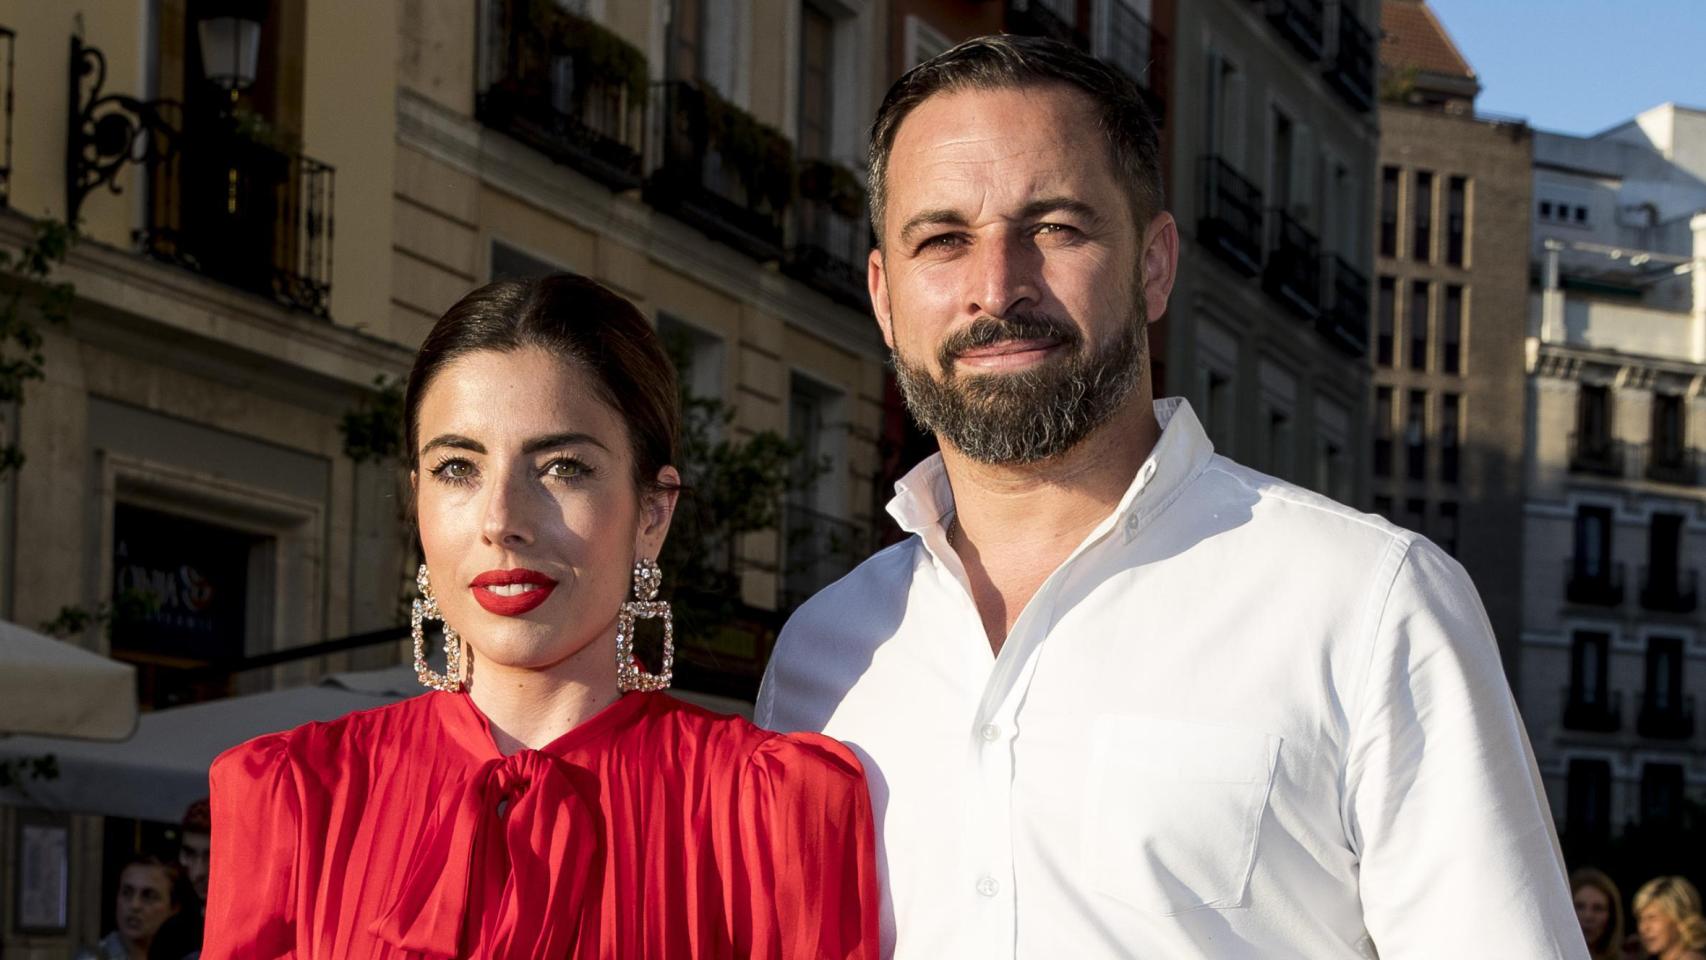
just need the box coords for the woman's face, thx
[413,347,676,678]
[1639,903,1680,954]
[1575,884,1612,945]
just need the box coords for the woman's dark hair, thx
[404,273,681,492]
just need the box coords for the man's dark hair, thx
[180,799,211,836]
[866,33,1164,245]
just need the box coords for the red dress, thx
[204,690,880,959]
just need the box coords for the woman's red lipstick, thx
[470,568,558,616]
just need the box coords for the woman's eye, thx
[429,458,476,484]
[545,457,589,479]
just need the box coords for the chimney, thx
[1693,213,1706,363]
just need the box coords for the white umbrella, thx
[0,619,137,741]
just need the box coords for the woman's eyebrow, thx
[521,432,610,454]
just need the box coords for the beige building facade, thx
[0,0,892,952]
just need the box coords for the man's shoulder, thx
[784,536,921,636]
[1196,453,1419,554]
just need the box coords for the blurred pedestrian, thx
[75,855,181,960]
[1634,875,1706,960]
[150,799,209,959]
[1572,868,1625,960]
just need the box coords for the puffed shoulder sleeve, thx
[733,732,881,960]
[204,733,300,960]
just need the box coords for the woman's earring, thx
[615,558,673,692]
[412,563,466,692]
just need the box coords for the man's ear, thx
[869,248,896,349]
[1140,211,1180,325]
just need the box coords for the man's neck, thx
[942,394,1162,652]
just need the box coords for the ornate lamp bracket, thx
[65,34,181,225]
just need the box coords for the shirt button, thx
[979,723,1002,742]
[977,875,1000,897]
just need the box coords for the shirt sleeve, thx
[732,732,882,960]
[1346,538,1588,959]
[204,734,300,960]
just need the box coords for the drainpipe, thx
[1692,213,1706,363]
[1542,238,1565,344]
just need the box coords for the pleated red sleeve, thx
[205,733,300,960]
[733,732,881,960]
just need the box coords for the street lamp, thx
[196,13,262,98]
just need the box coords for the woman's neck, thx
[465,632,623,755]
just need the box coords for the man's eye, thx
[918,234,964,252]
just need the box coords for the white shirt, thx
[756,398,1585,960]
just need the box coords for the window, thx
[1270,108,1295,212]
[667,0,704,80]
[1642,763,1685,824]
[1652,393,1686,467]
[1571,631,1610,707]
[1578,384,1613,452]
[1442,285,1463,374]
[657,314,725,405]
[1205,48,1245,164]
[1379,166,1399,257]
[1374,386,1394,477]
[1267,407,1292,478]
[1376,276,1396,366]
[1574,205,1588,224]
[784,373,852,607]
[1317,439,1345,501]
[797,4,834,161]
[1403,498,1427,535]
[1198,366,1234,448]
[1438,502,1459,555]
[1445,175,1467,266]
[489,240,565,281]
[1566,759,1612,845]
[1409,282,1430,371]
[1441,393,1461,485]
[903,15,950,70]
[1412,170,1434,262]
[1574,505,1613,580]
[1373,495,1393,519]
[1648,512,1684,604]
[1646,635,1685,713]
[1539,200,1553,219]
[1405,390,1426,481]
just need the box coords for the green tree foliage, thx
[0,219,78,476]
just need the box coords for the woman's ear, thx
[636,465,681,558]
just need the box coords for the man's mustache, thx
[937,312,1082,370]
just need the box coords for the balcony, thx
[1565,558,1625,607]
[1316,254,1368,357]
[1637,693,1696,741]
[0,26,12,206]
[1569,432,1624,478]
[476,0,648,190]
[1264,0,1326,62]
[1323,3,1375,112]
[786,160,870,309]
[782,504,868,611]
[1104,2,1169,124]
[1640,566,1699,613]
[1263,209,1322,320]
[1643,443,1699,486]
[142,121,335,316]
[1198,156,1263,276]
[1005,0,1085,48]
[645,80,793,263]
[1562,687,1622,733]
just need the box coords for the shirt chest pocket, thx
[1082,715,1281,916]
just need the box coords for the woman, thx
[1635,876,1706,960]
[1572,868,1624,960]
[205,275,879,958]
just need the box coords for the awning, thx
[0,664,752,823]
[0,619,137,740]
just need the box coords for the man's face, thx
[115,864,177,947]
[869,83,1171,464]
[179,831,210,903]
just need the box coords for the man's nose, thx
[967,230,1042,319]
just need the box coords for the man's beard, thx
[891,294,1148,465]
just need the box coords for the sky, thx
[1422,0,1706,135]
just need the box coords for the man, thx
[150,799,209,959]
[756,34,1584,959]
[76,855,181,960]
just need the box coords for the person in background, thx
[1634,876,1706,960]
[76,855,181,960]
[150,799,210,959]
[1572,867,1625,960]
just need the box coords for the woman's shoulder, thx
[638,693,867,789]
[211,692,445,784]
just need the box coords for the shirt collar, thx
[885,397,1216,542]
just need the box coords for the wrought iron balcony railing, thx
[1104,2,1169,123]
[476,0,647,190]
[786,159,870,309]
[142,121,335,316]
[1565,558,1626,607]
[1198,156,1263,276]
[1561,686,1622,733]
[1264,0,1326,62]
[1324,3,1375,112]
[1638,693,1695,741]
[645,80,793,263]
[1317,253,1369,356]
[1005,0,1085,48]
[1642,442,1700,486]
[781,503,867,611]
[1569,432,1624,477]
[1640,565,1699,613]
[1263,209,1323,319]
